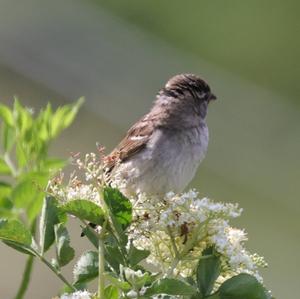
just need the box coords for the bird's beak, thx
[209,93,217,101]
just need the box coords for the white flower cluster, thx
[60,290,93,299]
[48,175,100,206]
[74,152,105,183]
[47,150,267,289]
[129,190,266,282]
[48,152,106,205]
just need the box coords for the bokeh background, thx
[0,0,299,298]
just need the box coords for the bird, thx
[105,74,216,197]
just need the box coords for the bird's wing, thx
[105,114,155,172]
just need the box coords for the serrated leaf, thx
[0,182,12,200]
[62,199,105,225]
[145,278,197,296]
[0,219,32,245]
[1,123,15,152]
[218,273,268,299]
[128,242,150,266]
[0,197,13,210]
[51,98,84,138]
[81,225,98,248]
[16,143,28,168]
[196,247,220,297]
[104,273,131,291]
[35,103,52,142]
[13,98,33,135]
[0,158,11,175]
[0,184,15,218]
[0,190,14,218]
[104,285,119,299]
[3,240,35,256]
[103,187,132,230]
[12,172,49,209]
[73,251,98,285]
[54,223,75,267]
[105,244,125,273]
[0,104,14,126]
[61,282,87,294]
[39,196,67,254]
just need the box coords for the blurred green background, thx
[0,0,299,298]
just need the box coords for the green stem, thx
[167,226,180,258]
[38,254,76,291]
[166,227,180,276]
[14,219,37,299]
[98,236,105,299]
[14,255,34,299]
[167,257,180,277]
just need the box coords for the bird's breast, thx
[119,124,209,196]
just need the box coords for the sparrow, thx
[105,74,216,197]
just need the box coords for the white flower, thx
[66,184,100,204]
[60,290,92,299]
[128,189,265,283]
[48,148,267,291]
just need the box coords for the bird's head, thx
[157,74,216,120]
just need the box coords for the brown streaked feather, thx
[105,114,155,172]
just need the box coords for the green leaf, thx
[13,98,33,134]
[105,244,125,273]
[0,184,14,217]
[103,187,132,230]
[35,103,52,142]
[3,240,35,256]
[0,158,11,175]
[0,182,12,200]
[144,278,197,296]
[0,104,14,126]
[104,285,119,299]
[218,273,268,299]
[61,282,87,293]
[54,223,75,267]
[39,196,67,254]
[81,225,98,248]
[0,197,13,210]
[0,219,32,245]
[104,273,131,292]
[196,247,220,297]
[51,98,84,138]
[16,142,28,169]
[62,199,105,225]
[73,250,98,285]
[1,123,15,152]
[128,242,150,266]
[12,172,49,209]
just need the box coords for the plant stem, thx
[167,257,180,277]
[14,255,34,299]
[98,237,105,299]
[167,226,180,258]
[166,227,180,276]
[38,254,76,291]
[14,219,37,299]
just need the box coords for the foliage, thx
[0,100,273,299]
[0,98,83,299]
